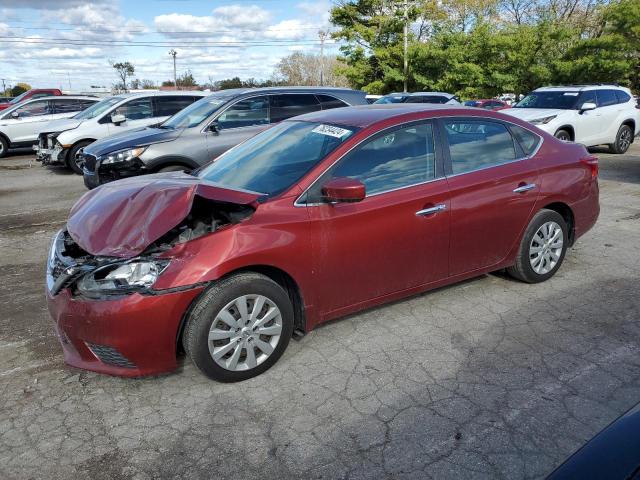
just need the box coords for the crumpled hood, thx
[67,172,262,258]
[40,118,83,134]
[502,108,566,121]
[84,126,180,157]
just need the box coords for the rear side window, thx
[510,125,540,156]
[445,121,516,174]
[326,122,436,196]
[597,90,618,107]
[316,94,348,110]
[13,100,51,117]
[154,96,198,117]
[270,94,321,123]
[615,90,631,104]
[51,99,82,113]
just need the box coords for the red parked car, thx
[0,88,62,111]
[464,99,511,110]
[46,105,599,381]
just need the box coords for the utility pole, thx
[168,49,177,90]
[1,78,5,97]
[403,0,408,93]
[67,72,72,90]
[318,30,328,87]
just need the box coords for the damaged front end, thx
[48,176,258,298]
[35,132,66,165]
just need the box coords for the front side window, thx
[113,98,153,120]
[577,91,597,108]
[445,121,516,175]
[270,94,321,123]
[154,96,198,117]
[199,121,356,196]
[320,123,436,197]
[13,100,51,117]
[75,96,124,120]
[216,96,269,129]
[514,91,580,109]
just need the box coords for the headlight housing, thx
[530,115,557,125]
[100,146,147,165]
[77,259,168,296]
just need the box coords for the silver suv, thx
[82,87,367,189]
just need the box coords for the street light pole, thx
[318,30,328,87]
[403,0,408,93]
[168,49,177,90]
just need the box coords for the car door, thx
[5,99,55,143]
[206,95,271,160]
[304,121,450,315]
[441,118,540,275]
[594,90,621,144]
[106,97,155,134]
[572,90,601,144]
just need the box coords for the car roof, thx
[294,103,477,128]
[535,84,629,92]
[385,92,454,97]
[117,91,208,98]
[22,95,99,102]
[205,86,366,100]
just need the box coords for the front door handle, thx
[513,183,536,193]
[416,204,446,216]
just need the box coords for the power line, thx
[3,24,328,35]
[0,39,331,49]
[0,35,333,46]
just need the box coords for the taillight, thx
[580,155,598,180]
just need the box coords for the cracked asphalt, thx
[1,144,639,480]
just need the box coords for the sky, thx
[0,0,339,91]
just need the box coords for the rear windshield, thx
[199,121,357,197]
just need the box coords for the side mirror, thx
[111,113,126,125]
[208,121,220,133]
[321,177,366,204]
[10,111,19,119]
[580,102,596,113]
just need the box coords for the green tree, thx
[10,83,32,97]
[111,61,135,91]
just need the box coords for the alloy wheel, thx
[618,128,632,152]
[207,294,283,371]
[74,149,85,169]
[529,221,563,275]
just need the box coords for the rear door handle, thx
[416,204,446,216]
[513,183,536,193]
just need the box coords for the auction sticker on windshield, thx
[312,124,352,138]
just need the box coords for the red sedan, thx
[46,105,599,381]
[464,99,511,110]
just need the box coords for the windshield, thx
[374,95,409,104]
[161,96,228,129]
[199,121,357,196]
[74,96,123,120]
[514,91,580,109]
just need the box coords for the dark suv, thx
[82,87,367,189]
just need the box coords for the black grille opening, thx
[87,343,136,369]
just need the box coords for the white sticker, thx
[312,124,351,138]
[563,92,579,96]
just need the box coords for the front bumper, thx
[82,152,146,189]
[34,135,67,165]
[47,286,204,377]
[45,230,205,377]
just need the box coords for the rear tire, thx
[67,141,92,175]
[183,273,294,382]
[609,124,633,154]
[507,209,568,284]
[554,129,571,142]
[0,136,8,158]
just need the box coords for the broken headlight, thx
[100,146,147,165]
[77,260,168,295]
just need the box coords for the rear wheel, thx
[507,209,568,283]
[184,272,294,382]
[609,124,633,154]
[67,141,92,175]
[554,129,571,142]
[0,136,8,158]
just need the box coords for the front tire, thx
[507,209,568,283]
[67,141,93,175]
[554,129,571,142]
[609,124,633,154]
[183,273,294,382]
[0,135,8,158]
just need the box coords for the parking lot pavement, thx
[1,146,639,480]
